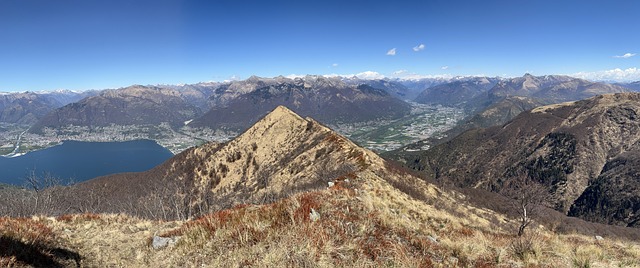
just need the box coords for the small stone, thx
[595,235,604,241]
[328,181,335,187]
[152,236,180,249]
[310,208,321,222]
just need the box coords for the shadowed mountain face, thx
[30,85,202,133]
[400,93,640,226]
[414,77,499,106]
[189,76,411,131]
[569,150,640,227]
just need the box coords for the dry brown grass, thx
[2,171,639,267]
[0,217,80,267]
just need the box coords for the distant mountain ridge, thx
[30,85,202,133]
[407,74,630,147]
[617,81,640,91]
[488,74,628,103]
[0,90,96,124]
[189,75,412,131]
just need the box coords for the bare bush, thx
[500,173,551,236]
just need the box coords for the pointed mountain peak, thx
[267,105,304,121]
[245,106,312,135]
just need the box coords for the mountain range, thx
[2,104,640,266]
[30,86,203,133]
[23,76,414,134]
[189,76,411,131]
[0,90,96,125]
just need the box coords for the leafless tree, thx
[501,173,551,236]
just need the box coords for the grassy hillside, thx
[2,170,640,267]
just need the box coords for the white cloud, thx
[413,44,425,52]
[332,63,339,67]
[285,74,305,79]
[571,67,640,82]
[386,48,396,56]
[613,53,636,59]
[393,69,408,75]
[441,66,449,70]
[389,70,455,80]
[355,71,386,80]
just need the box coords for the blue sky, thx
[1,0,638,91]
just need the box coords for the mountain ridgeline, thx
[401,93,640,227]
[0,90,96,125]
[409,74,630,146]
[30,86,204,133]
[27,76,412,134]
[189,76,411,131]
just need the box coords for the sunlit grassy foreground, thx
[2,171,639,267]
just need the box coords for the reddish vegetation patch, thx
[57,213,102,223]
[160,183,452,265]
[293,192,322,222]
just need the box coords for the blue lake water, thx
[0,140,173,185]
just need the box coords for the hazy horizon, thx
[1,0,638,92]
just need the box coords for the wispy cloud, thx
[613,53,636,58]
[413,44,425,52]
[393,69,408,75]
[386,48,396,56]
[572,67,640,82]
[441,66,449,70]
[355,71,385,80]
[390,70,456,80]
[321,71,386,80]
[331,63,339,67]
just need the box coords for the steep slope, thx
[30,85,201,133]
[401,93,640,221]
[190,76,411,131]
[569,149,640,227]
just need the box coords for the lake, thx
[0,140,173,185]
